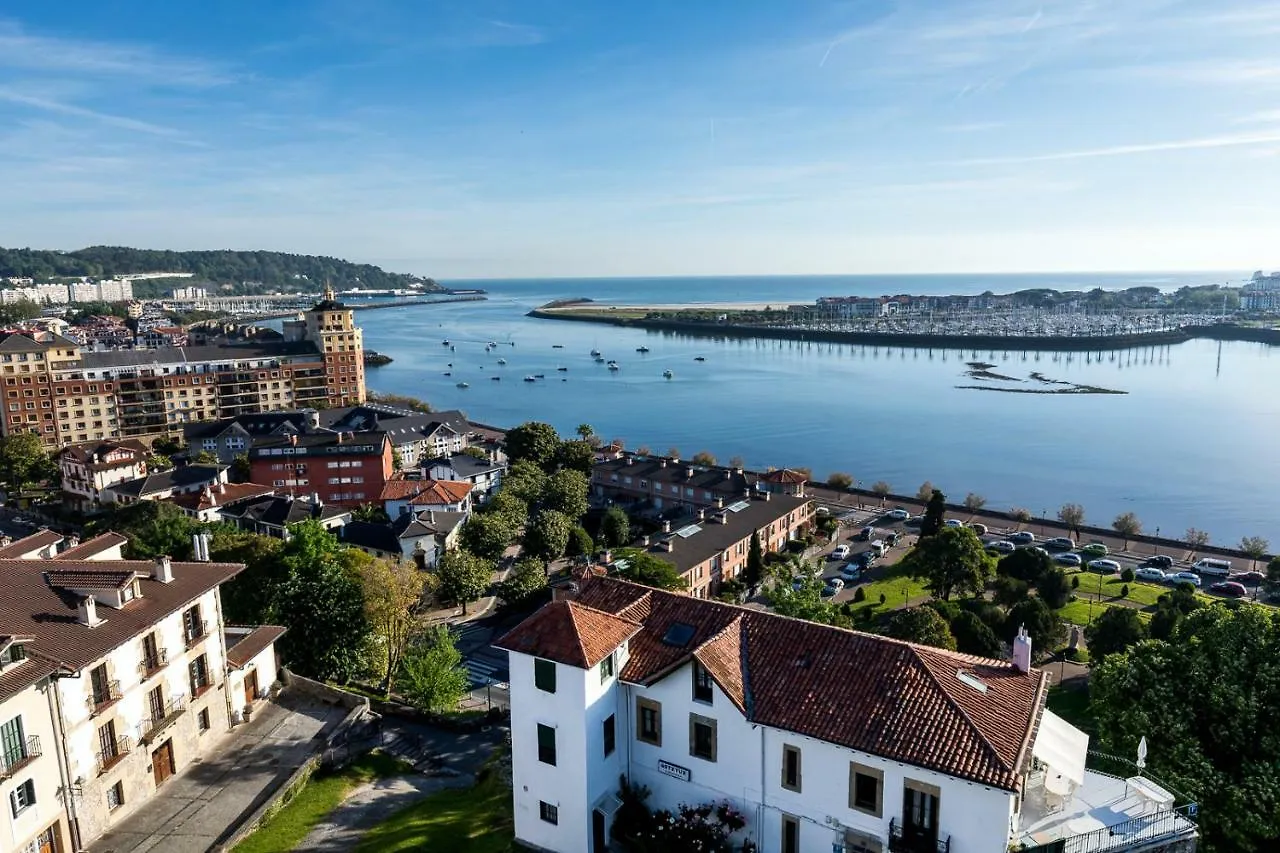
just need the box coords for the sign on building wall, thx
[657,760,691,782]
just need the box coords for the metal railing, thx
[888,818,950,853]
[139,648,168,678]
[141,696,186,743]
[95,735,131,775]
[1019,804,1199,853]
[184,620,209,649]
[87,680,122,715]
[0,736,41,776]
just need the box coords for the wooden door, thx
[151,739,175,786]
[244,669,260,707]
[37,825,57,853]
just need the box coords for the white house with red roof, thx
[379,477,473,519]
[495,577,1198,853]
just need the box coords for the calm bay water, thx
[357,273,1278,543]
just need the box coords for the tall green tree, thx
[486,490,529,531]
[555,439,596,475]
[1037,566,1072,609]
[0,433,54,491]
[1003,598,1064,657]
[768,575,843,626]
[524,509,573,561]
[89,501,195,560]
[884,607,957,650]
[744,530,766,594]
[1057,503,1085,537]
[505,421,562,471]
[459,513,516,562]
[1084,606,1148,661]
[502,460,549,506]
[360,558,432,694]
[1112,512,1143,548]
[495,557,550,609]
[566,526,595,558]
[600,507,631,548]
[543,468,589,520]
[435,548,493,615]
[398,625,470,712]
[951,610,1004,658]
[1091,606,1280,853]
[1266,556,1280,599]
[613,548,688,591]
[1149,583,1202,641]
[900,526,996,600]
[998,548,1052,586]
[208,525,286,623]
[231,452,252,482]
[1239,536,1269,570]
[919,489,947,537]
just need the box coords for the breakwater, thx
[529,309,1280,353]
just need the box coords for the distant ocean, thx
[355,272,1277,543]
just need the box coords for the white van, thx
[869,540,888,558]
[1192,558,1232,577]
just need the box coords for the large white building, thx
[497,577,1199,853]
[0,529,284,853]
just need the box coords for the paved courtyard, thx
[90,690,349,853]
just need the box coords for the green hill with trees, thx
[0,246,438,295]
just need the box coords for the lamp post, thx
[1154,527,1160,555]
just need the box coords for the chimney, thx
[304,408,320,431]
[662,520,671,533]
[723,469,731,480]
[697,509,706,521]
[641,535,651,547]
[202,485,213,504]
[717,512,728,525]
[685,466,694,479]
[65,534,80,551]
[154,554,174,582]
[743,489,751,500]
[311,491,322,507]
[429,510,436,524]
[715,497,725,509]
[661,539,674,552]
[1013,625,1032,673]
[289,433,298,446]
[659,459,666,468]
[77,595,101,627]
[218,482,226,494]
[763,492,771,502]
[626,456,634,466]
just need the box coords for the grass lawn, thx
[234,751,413,853]
[1047,684,1097,737]
[847,563,930,610]
[354,768,513,853]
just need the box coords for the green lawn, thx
[847,563,930,610]
[234,751,414,853]
[354,769,513,853]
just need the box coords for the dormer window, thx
[0,644,26,668]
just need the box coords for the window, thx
[0,716,25,766]
[599,652,614,684]
[536,723,557,765]
[782,744,802,792]
[9,779,34,816]
[107,780,124,810]
[603,714,616,757]
[692,661,714,703]
[689,713,717,762]
[636,697,661,746]
[781,814,799,853]
[534,658,556,693]
[539,801,559,825]
[903,780,940,842]
[850,763,884,816]
[197,708,211,732]
[189,655,210,696]
[183,604,205,645]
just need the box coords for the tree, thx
[826,472,853,490]
[151,435,183,456]
[566,526,595,558]
[960,493,986,516]
[459,513,516,562]
[998,548,1051,586]
[1057,503,1085,537]
[1010,507,1032,524]
[919,489,947,537]
[0,433,54,491]
[576,423,594,440]
[636,445,652,456]
[391,448,404,471]
[1091,606,1280,852]
[461,446,489,460]
[743,530,766,594]
[884,607,956,650]
[1184,527,1210,557]
[666,447,681,460]
[189,449,220,465]
[436,548,493,615]
[613,548,687,591]
[208,525,286,624]
[900,526,996,600]
[1149,584,1201,641]
[915,480,935,502]
[486,490,529,531]
[555,439,595,475]
[495,557,549,608]
[1004,598,1064,656]
[951,611,1004,658]
[231,452,251,482]
[360,558,430,694]
[148,453,174,472]
[505,421,561,470]
[992,576,1030,607]
[503,460,548,506]
[352,503,391,524]
[89,501,195,560]
[1038,567,1072,609]
[1240,536,1270,570]
[276,521,370,681]
[600,507,631,548]
[1112,512,1142,548]
[398,625,470,713]
[543,468,589,520]
[728,455,745,469]
[524,509,573,562]
[1267,556,1280,599]
[1083,606,1147,661]
[768,575,842,626]
[871,481,891,503]
[691,450,717,466]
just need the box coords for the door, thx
[244,669,260,707]
[903,787,939,846]
[591,809,606,853]
[36,825,57,853]
[151,739,175,786]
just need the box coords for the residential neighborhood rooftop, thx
[106,464,227,499]
[636,493,810,575]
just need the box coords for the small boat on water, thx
[523,375,537,382]
[556,366,568,372]
[456,382,469,388]
[442,340,450,346]
[443,372,451,376]
[534,373,546,379]
[497,358,507,365]
[590,348,601,356]
[636,346,650,353]
[447,363,453,367]
[694,356,706,362]
[663,369,674,379]
[594,355,605,363]
[491,376,501,381]
[552,344,564,349]
[488,341,498,347]
[608,363,620,372]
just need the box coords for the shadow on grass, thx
[354,767,513,853]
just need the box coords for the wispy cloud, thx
[941,120,1007,132]
[482,20,546,47]
[958,129,1280,164]
[1235,108,1280,124]
[0,88,194,139]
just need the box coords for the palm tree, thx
[576,423,594,440]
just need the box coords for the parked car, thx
[987,540,1017,554]
[1031,546,1050,558]
[1009,531,1036,545]
[1054,552,1082,566]
[857,526,876,541]
[885,532,902,547]
[1044,537,1075,550]
[1167,571,1202,587]
[968,522,988,535]
[886,508,910,521]
[852,551,878,569]
[944,519,964,528]
[1080,543,1110,558]
[1209,581,1248,598]
[831,544,851,561]
[869,540,887,558]
[822,578,845,597]
[839,564,862,582]
[1143,555,1174,569]
[1134,567,1166,582]
[1234,570,1266,585]
[1088,559,1122,574]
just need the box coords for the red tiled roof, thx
[541,577,1048,791]
[0,530,63,558]
[495,601,643,669]
[761,468,807,484]
[226,625,288,669]
[379,478,471,505]
[45,568,141,589]
[55,532,128,560]
[167,482,276,512]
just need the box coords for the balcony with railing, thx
[888,819,950,853]
[0,736,41,777]
[139,648,169,678]
[96,735,131,775]
[87,680,122,716]
[184,620,209,649]
[140,696,186,744]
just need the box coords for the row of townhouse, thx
[0,530,284,853]
[590,454,807,515]
[0,287,365,450]
[497,577,1200,853]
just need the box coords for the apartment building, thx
[101,465,229,507]
[322,406,471,468]
[58,440,149,513]
[423,453,506,502]
[217,494,351,539]
[248,431,392,508]
[0,532,285,852]
[619,492,813,598]
[592,457,758,512]
[0,293,367,450]
[497,578,1199,853]
[182,411,313,465]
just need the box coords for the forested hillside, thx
[0,246,437,293]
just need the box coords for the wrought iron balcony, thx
[184,620,209,649]
[87,680,122,715]
[0,736,41,777]
[139,648,169,678]
[888,819,950,853]
[140,696,186,743]
[95,735,131,775]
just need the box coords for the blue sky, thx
[1,1,1278,278]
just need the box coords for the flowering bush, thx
[612,775,749,853]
